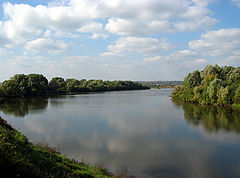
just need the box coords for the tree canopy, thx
[172,65,240,107]
[0,74,149,99]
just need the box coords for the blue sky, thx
[0,0,240,81]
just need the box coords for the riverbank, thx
[0,116,113,178]
[172,96,240,110]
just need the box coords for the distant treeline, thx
[139,81,183,86]
[172,64,240,107]
[0,74,149,99]
[139,81,183,89]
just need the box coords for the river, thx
[1,89,240,177]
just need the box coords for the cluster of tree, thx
[173,100,240,133]
[139,81,182,85]
[0,74,149,99]
[139,81,183,89]
[172,64,240,107]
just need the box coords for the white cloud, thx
[0,0,217,45]
[144,56,164,62]
[192,0,218,7]
[63,56,90,65]
[0,48,9,56]
[1,2,103,45]
[77,22,103,33]
[101,37,173,57]
[189,28,240,57]
[170,50,197,58]
[220,56,240,66]
[100,52,123,58]
[103,0,217,35]
[232,0,240,7]
[144,50,198,63]
[25,38,68,54]
[193,59,208,64]
[0,21,12,47]
[173,16,217,32]
[91,33,109,39]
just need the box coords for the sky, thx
[0,0,240,81]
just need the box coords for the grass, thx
[0,116,114,178]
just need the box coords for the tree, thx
[27,74,48,96]
[207,78,221,103]
[0,79,19,98]
[12,74,29,96]
[66,79,80,92]
[173,65,240,106]
[234,86,240,104]
[49,77,66,94]
[0,74,29,97]
[227,67,240,82]
[184,70,201,88]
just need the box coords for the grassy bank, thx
[0,116,113,178]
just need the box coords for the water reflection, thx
[1,89,240,178]
[0,98,48,117]
[172,99,240,133]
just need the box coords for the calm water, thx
[1,89,240,178]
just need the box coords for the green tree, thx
[0,74,29,97]
[27,74,48,96]
[234,86,240,104]
[0,79,19,98]
[66,79,80,92]
[49,77,66,94]
[184,70,201,88]
[207,78,222,103]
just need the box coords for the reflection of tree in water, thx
[49,95,76,108]
[172,99,240,133]
[0,98,48,117]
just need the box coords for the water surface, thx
[1,89,240,177]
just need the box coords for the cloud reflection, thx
[1,89,240,177]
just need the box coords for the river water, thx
[1,89,240,177]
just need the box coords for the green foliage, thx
[172,64,240,107]
[234,86,240,104]
[207,78,221,103]
[227,67,240,82]
[49,77,66,94]
[0,117,112,178]
[27,74,48,96]
[0,74,48,98]
[183,70,201,88]
[217,87,230,105]
[0,74,149,99]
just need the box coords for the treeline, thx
[139,81,183,89]
[172,64,240,107]
[0,74,149,99]
[139,81,183,86]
